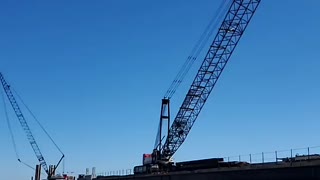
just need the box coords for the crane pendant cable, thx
[164,0,231,99]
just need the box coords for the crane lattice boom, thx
[163,0,261,158]
[0,73,49,174]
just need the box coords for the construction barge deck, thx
[94,159,320,180]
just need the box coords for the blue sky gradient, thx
[1,0,320,179]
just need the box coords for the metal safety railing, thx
[97,169,133,177]
[223,145,320,164]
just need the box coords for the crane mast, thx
[162,0,261,158]
[0,73,49,175]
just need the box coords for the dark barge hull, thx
[95,159,320,180]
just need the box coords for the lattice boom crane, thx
[135,0,261,174]
[162,0,261,159]
[0,73,64,179]
[0,73,50,174]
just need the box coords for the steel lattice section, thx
[163,0,261,158]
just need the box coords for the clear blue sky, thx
[1,0,320,179]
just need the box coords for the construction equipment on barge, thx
[134,0,261,174]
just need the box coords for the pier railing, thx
[224,145,320,164]
[98,145,320,176]
[96,169,133,176]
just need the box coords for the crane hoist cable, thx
[12,88,64,155]
[1,87,38,171]
[164,0,231,99]
[1,89,19,160]
[157,0,231,149]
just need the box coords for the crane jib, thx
[162,0,261,158]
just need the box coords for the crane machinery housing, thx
[134,0,261,174]
[0,72,65,180]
